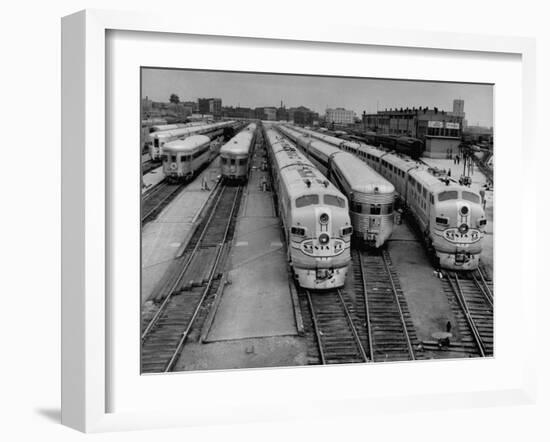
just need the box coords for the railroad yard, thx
[140,120,494,373]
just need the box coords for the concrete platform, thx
[387,221,458,345]
[202,146,298,342]
[141,165,164,194]
[173,336,308,372]
[141,158,221,303]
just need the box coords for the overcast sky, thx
[142,68,494,127]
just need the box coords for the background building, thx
[290,106,318,125]
[363,103,464,158]
[451,99,465,118]
[325,107,355,125]
[198,97,222,118]
[264,107,277,121]
[222,106,255,119]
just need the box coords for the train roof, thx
[290,126,346,147]
[280,126,393,194]
[162,135,211,152]
[152,121,236,140]
[408,167,481,198]
[333,152,395,194]
[220,125,256,155]
[265,129,345,201]
[153,125,209,140]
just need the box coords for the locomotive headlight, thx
[460,205,469,216]
[458,223,469,234]
[319,213,329,224]
[318,233,330,245]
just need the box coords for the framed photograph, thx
[62,9,537,433]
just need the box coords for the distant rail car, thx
[149,121,236,161]
[364,132,424,159]
[264,127,352,289]
[278,125,395,247]
[144,122,207,147]
[161,134,222,182]
[220,123,258,182]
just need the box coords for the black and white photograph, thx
[140,68,494,374]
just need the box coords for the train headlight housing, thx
[319,213,329,224]
[460,205,469,216]
[458,223,469,234]
[318,233,330,245]
[341,226,353,236]
[291,226,306,236]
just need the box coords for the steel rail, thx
[447,273,486,357]
[381,250,416,360]
[305,290,326,365]
[472,274,493,308]
[336,289,369,362]
[141,182,225,341]
[163,186,242,372]
[357,251,374,361]
[141,181,183,223]
[476,268,494,300]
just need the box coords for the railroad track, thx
[298,248,417,364]
[440,270,493,357]
[142,159,159,175]
[303,288,368,365]
[141,180,186,225]
[140,184,244,373]
[353,248,418,362]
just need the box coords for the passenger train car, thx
[220,123,257,182]
[161,134,222,182]
[277,125,395,247]
[292,126,486,270]
[144,122,207,148]
[264,127,352,289]
[149,121,236,161]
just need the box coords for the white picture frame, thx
[61,9,537,433]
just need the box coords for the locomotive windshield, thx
[295,194,319,208]
[323,195,346,208]
[438,190,458,201]
[462,191,480,204]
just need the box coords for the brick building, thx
[363,105,464,159]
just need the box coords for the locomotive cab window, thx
[323,195,346,208]
[438,190,458,201]
[462,191,480,204]
[230,158,236,165]
[238,158,247,165]
[295,194,319,208]
[221,157,227,164]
